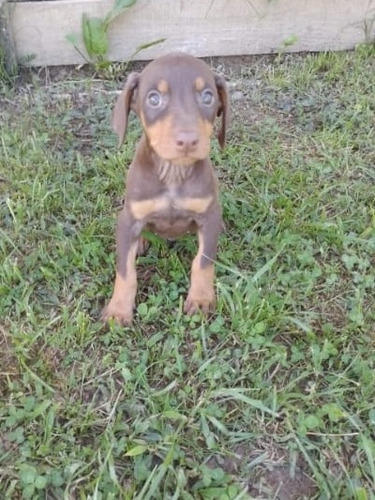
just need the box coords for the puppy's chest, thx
[129,184,213,222]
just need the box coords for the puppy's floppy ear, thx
[112,72,140,148]
[215,74,230,150]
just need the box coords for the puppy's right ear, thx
[112,72,140,148]
[215,74,230,150]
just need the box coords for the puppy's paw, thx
[184,291,215,315]
[101,300,134,326]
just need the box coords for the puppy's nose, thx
[175,130,199,153]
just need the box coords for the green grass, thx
[1,46,375,498]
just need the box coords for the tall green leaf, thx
[105,0,137,27]
[82,14,109,60]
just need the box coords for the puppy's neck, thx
[156,160,195,186]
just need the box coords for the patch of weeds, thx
[66,0,137,67]
[66,0,165,78]
[1,48,375,497]
[0,45,18,91]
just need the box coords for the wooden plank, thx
[8,0,375,67]
[0,0,18,73]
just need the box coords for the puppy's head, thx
[112,52,229,165]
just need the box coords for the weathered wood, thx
[8,0,375,67]
[0,0,17,73]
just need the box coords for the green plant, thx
[362,8,375,44]
[0,45,18,88]
[66,0,137,66]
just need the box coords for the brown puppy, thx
[102,52,229,325]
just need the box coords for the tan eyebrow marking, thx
[194,77,205,91]
[157,79,169,93]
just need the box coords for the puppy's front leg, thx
[184,207,223,315]
[102,209,141,325]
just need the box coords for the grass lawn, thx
[1,45,375,498]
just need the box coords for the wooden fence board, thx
[8,0,375,66]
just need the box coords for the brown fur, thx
[102,52,230,325]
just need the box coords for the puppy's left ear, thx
[215,74,230,150]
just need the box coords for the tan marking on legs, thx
[101,242,138,325]
[184,232,216,315]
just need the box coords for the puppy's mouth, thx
[164,144,211,165]
[153,148,205,166]
[149,136,211,166]
[169,155,198,167]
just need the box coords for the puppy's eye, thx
[147,90,162,107]
[200,89,214,106]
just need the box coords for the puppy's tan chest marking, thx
[130,193,213,220]
[176,196,213,214]
[130,197,169,220]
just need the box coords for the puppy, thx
[102,52,229,325]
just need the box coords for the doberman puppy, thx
[102,52,229,325]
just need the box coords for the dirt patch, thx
[250,465,317,499]
[208,444,317,499]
